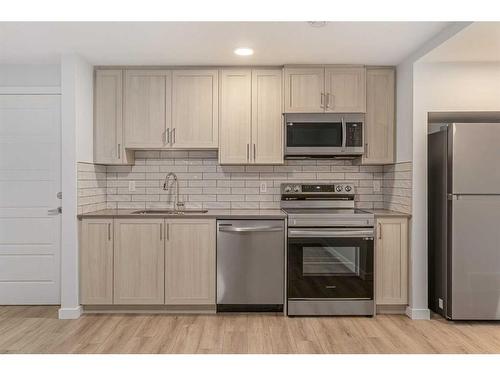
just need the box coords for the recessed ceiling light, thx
[234,48,254,56]
[308,21,328,28]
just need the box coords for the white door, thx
[0,95,61,304]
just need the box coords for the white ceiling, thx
[0,22,450,66]
[421,22,500,62]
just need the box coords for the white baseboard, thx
[405,306,431,320]
[58,305,83,319]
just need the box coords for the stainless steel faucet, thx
[162,172,184,211]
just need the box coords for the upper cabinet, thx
[171,70,219,149]
[93,69,134,165]
[124,70,171,149]
[325,67,366,113]
[219,68,283,165]
[362,67,395,165]
[284,67,324,113]
[284,66,366,113]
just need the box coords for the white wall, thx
[59,54,93,319]
[0,64,60,88]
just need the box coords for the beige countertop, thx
[368,209,412,218]
[78,208,287,220]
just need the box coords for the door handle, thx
[48,207,62,215]
[219,226,283,233]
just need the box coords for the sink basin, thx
[131,209,208,215]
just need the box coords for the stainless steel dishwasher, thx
[216,219,285,312]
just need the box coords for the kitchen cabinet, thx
[219,68,283,164]
[284,66,365,113]
[283,67,324,113]
[124,70,171,149]
[80,219,113,305]
[94,69,134,164]
[375,217,408,306]
[165,219,216,305]
[325,66,366,113]
[113,218,165,304]
[171,70,219,149]
[362,67,395,165]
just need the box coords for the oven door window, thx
[286,122,343,148]
[288,236,374,299]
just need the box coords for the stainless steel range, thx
[281,183,375,316]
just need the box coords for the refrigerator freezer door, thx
[451,123,500,194]
[451,196,500,319]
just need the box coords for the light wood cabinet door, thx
[362,68,395,164]
[80,219,113,305]
[251,69,283,164]
[165,219,216,305]
[114,219,165,304]
[325,66,366,113]
[219,69,252,164]
[284,67,324,113]
[124,70,171,149]
[171,70,218,149]
[375,217,408,305]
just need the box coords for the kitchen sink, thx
[131,209,208,215]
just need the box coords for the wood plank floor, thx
[2,306,500,354]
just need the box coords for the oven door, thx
[287,228,374,300]
[285,120,344,155]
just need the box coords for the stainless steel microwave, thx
[284,113,364,157]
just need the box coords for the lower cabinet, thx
[375,217,409,306]
[80,219,114,304]
[165,219,216,305]
[114,218,165,305]
[79,217,216,307]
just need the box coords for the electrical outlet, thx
[373,180,381,193]
[260,182,267,193]
[128,180,136,192]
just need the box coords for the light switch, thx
[128,180,136,192]
[260,182,267,193]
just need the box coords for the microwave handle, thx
[341,117,346,148]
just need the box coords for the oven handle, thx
[288,229,374,238]
[220,225,284,233]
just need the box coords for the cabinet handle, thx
[166,223,169,241]
[108,223,111,241]
[172,128,176,145]
[378,223,382,240]
[160,223,163,240]
[166,129,170,145]
[247,144,249,162]
[365,143,369,156]
[320,93,325,109]
[117,144,121,159]
[326,93,330,109]
[253,144,256,162]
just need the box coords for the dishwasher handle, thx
[218,225,283,233]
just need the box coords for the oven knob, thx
[284,185,292,193]
[336,185,343,192]
[293,185,301,193]
[345,185,352,192]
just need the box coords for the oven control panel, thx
[281,183,355,195]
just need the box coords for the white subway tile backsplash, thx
[78,153,413,215]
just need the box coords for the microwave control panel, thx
[345,122,363,147]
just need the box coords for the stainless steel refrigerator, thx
[429,122,500,320]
